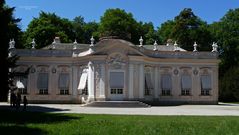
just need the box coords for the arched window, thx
[59,73,69,95]
[145,67,153,96]
[200,75,211,95]
[181,74,192,95]
[37,73,48,94]
[161,74,172,96]
[110,72,124,95]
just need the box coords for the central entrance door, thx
[109,72,124,100]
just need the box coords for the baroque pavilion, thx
[9,36,219,104]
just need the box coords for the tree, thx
[158,20,175,44]
[0,0,22,101]
[158,8,212,51]
[72,16,99,43]
[137,22,161,45]
[210,8,239,101]
[23,12,74,48]
[98,8,138,42]
[219,66,239,101]
[82,21,99,43]
[8,55,19,96]
[210,8,239,72]
[72,16,86,43]
[98,8,160,45]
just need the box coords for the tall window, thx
[37,73,48,95]
[201,75,211,95]
[110,72,124,95]
[16,76,27,94]
[181,75,191,95]
[59,73,69,95]
[161,74,172,96]
[78,69,88,95]
[145,72,153,95]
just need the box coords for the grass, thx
[0,110,239,135]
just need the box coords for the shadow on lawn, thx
[0,125,47,135]
[0,104,70,113]
[0,106,81,135]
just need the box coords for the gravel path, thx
[1,102,239,116]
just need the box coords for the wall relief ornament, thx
[144,66,153,73]
[31,67,36,73]
[95,65,101,91]
[173,69,179,75]
[52,68,56,73]
[193,69,198,75]
[107,53,127,69]
[37,66,49,73]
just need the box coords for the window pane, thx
[145,73,153,89]
[181,75,192,89]
[201,75,211,90]
[161,74,172,90]
[110,72,124,88]
[59,73,69,89]
[37,73,48,89]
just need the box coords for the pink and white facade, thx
[10,37,219,104]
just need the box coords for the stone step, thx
[83,101,151,108]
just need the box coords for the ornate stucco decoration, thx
[173,69,179,75]
[200,67,211,75]
[58,65,70,73]
[144,65,153,73]
[193,69,198,75]
[180,67,192,74]
[31,67,36,73]
[13,65,29,73]
[37,65,49,73]
[107,53,127,69]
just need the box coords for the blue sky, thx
[6,0,239,31]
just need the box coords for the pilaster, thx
[49,65,56,95]
[88,61,95,101]
[154,66,159,98]
[28,66,37,96]
[128,64,134,99]
[172,68,180,97]
[192,67,200,100]
[99,64,106,99]
[213,66,219,101]
[72,65,78,97]
[139,64,144,99]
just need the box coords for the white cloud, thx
[19,5,38,10]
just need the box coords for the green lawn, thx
[0,110,239,135]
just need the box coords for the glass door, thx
[109,72,124,100]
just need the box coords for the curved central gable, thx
[92,39,147,56]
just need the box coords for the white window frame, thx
[109,71,125,95]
